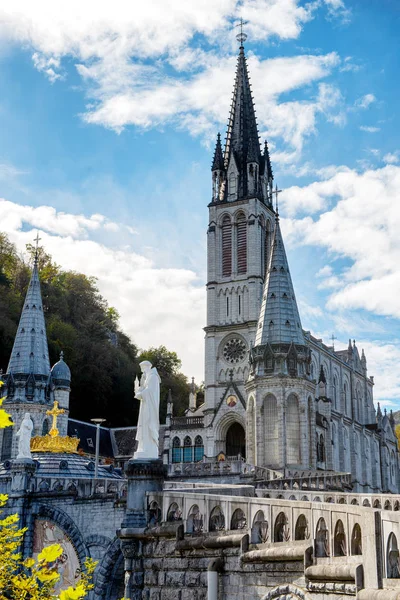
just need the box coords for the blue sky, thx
[1,0,400,407]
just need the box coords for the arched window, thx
[387,533,400,578]
[315,518,329,557]
[209,506,225,532]
[172,437,181,463]
[333,375,338,410]
[226,423,246,458]
[1,427,13,461]
[351,524,362,555]
[221,215,232,277]
[231,508,247,530]
[334,519,347,556]
[148,501,161,526]
[295,515,309,541]
[167,502,182,522]
[186,504,203,534]
[194,436,204,462]
[183,436,192,463]
[264,394,278,465]
[251,511,268,544]
[42,419,49,436]
[274,512,289,542]
[236,213,247,275]
[344,382,350,416]
[286,394,300,464]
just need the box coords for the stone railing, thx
[258,472,352,493]
[171,416,204,429]
[168,459,283,481]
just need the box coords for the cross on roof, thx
[272,185,282,214]
[33,231,41,264]
[331,334,337,349]
[235,18,248,45]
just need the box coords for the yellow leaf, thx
[37,543,63,563]
[23,557,35,568]
[36,569,59,583]
[0,408,13,428]
[0,380,3,387]
[60,584,86,600]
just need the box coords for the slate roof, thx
[7,260,51,376]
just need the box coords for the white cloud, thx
[354,93,376,109]
[360,125,380,133]
[0,1,345,161]
[284,165,400,320]
[0,198,205,381]
[383,152,399,164]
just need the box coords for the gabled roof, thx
[255,215,305,347]
[7,259,50,376]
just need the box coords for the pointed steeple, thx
[212,133,224,171]
[224,44,262,199]
[264,140,273,181]
[254,215,305,347]
[7,259,50,376]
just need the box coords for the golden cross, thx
[46,401,65,437]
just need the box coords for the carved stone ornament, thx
[223,338,246,364]
[261,584,312,600]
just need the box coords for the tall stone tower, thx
[204,41,276,456]
[0,254,71,459]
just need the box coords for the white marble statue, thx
[16,413,33,459]
[133,361,160,460]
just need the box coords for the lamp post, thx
[90,418,106,481]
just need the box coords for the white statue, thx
[133,361,160,460]
[16,413,33,460]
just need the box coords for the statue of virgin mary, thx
[133,361,160,460]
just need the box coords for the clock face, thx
[223,338,246,364]
[226,395,238,408]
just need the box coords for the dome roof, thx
[51,351,71,382]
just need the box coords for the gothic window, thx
[194,436,204,462]
[264,394,278,464]
[251,511,268,543]
[274,512,289,542]
[334,519,347,556]
[42,419,49,436]
[344,382,350,416]
[221,215,232,277]
[333,375,338,410]
[231,508,247,530]
[209,506,225,532]
[172,437,181,463]
[295,515,309,541]
[286,394,300,464]
[183,436,192,463]
[387,533,400,578]
[317,433,325,463]
[1,427,13,461]
[236,213,247,275]
[315,518,329,557]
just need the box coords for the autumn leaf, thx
[0,408,13,428]
[23,557,35,569]
[37,544,63,564]
[60,584,87,600]
[36,569,60,583]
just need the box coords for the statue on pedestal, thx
[133,361,160,460]
[16,413,33,460]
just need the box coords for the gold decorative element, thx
[46,400,65,437]
[30,400,79,453]
[226,395,238,408]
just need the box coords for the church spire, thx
[212,133,224,171]
[7,257,50,377]
[254,214,305,347]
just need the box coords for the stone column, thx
[118,459,166,599]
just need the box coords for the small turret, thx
[377,402,383,429]
[263,140,273,204]
[361,348,367,372]
[50,351,71,437]
[211,133,225,202]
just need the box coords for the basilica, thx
[1,38,400,600]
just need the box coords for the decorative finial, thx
[33,231,41,265]
[60,350,64,361]
[331,334,337,350]
[272,184,282,217]
[235,18,248,46]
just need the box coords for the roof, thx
[255,216,305,347]
[7,260,51,376]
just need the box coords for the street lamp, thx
[90,418,106,481]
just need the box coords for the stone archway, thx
[262,584,311,600]
[226,422,246,458]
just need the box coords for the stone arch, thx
[172,436,181,463]
[315,518,329,557]
[209,506,225,532]
[32,504,88,567]
[214,412,246,451]
[261,584,312,600]
[351,524,362,555]
[274,512,289,542]
[167,502,182,522]
[85,534,112,560]
[384,500,393,511]
[387,533,400,578]
[186,504,203,534]
[94,537,124,599]
[295,515,309,541]
[226,422,246,458]
[251,510,268,544]
[334,519,347,556]
[42,418,50,436]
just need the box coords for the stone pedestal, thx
[10,458,36,494]
[118,459,166,599]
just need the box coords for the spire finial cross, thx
[33,231,41,265]
[46,400,65,438]
[331,334,337,350]
[272,185,282,215]
[235,18,248,46]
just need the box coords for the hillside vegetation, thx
[0,233,192,426]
